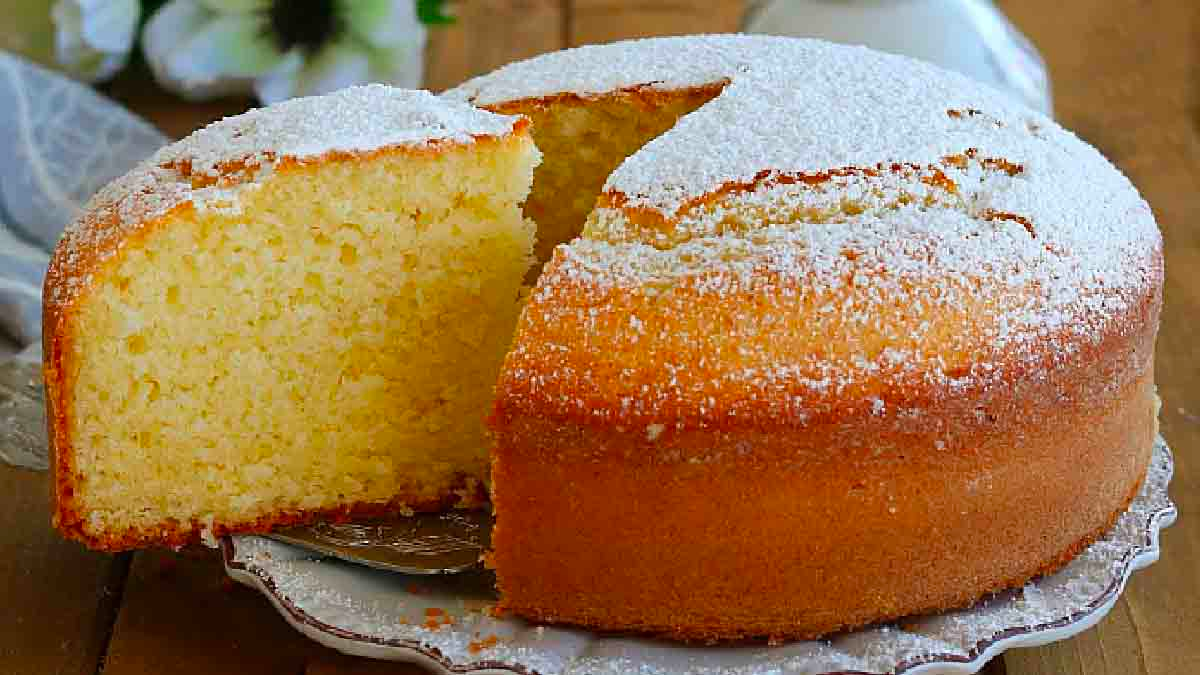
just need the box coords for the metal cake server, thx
[268,510,492,575]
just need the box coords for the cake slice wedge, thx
[45,86,540,550]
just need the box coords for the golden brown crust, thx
[489,243,1162,639]
[490,366,1157,641]
[491,479,1144,642]
[481,82,727,117]
[495,242,1163,440]
[482,80,1163,640]
[56,476,487,552]
[44,125,529,550]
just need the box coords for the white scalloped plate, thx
[224,437,1176,675]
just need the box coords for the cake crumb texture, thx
[45,88,540,550]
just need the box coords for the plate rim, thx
[223,438,1178,675]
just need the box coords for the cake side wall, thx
[488,259,1162,639]
[490,369,1158,640]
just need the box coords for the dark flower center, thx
[268,0,342,54]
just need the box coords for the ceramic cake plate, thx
[223,436,1177,675]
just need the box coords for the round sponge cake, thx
[46,34,1162,642]
[450,36,1164,640]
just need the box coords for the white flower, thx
[142,0,428,103]
[51,0,141,82]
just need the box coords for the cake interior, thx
[488,86,720,269]
[66,137,538,541]
[59,83,730,547]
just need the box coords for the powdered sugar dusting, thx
[471,36,1160,430]
[445,35,750,107]
[158,85,517,178]
[45,86,521,309]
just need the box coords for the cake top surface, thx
[46,86,523,308]
[446,34,757,107]
[448,36,1137,221]
[452,35,1157,305]
[480,36,1162,432]
[157,85,519,179]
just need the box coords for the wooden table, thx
[3,1,1196,673]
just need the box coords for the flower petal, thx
[252,49,305,103]
[143,0,212,85]
[341,0,423,49]
[266,42,372,102]
[51,0,135,81]
[198,0,270,13]
[366,38,426,89]
[77,0,139,53]
[174,14,285,77]
[51,1,86,62]
[144,0,285,100]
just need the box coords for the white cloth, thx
[0,51,167,362]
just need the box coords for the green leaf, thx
[417,0,455,25]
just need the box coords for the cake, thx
[44,87,541,550]
[47,35,1162,642]
[448,36,1163,640]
